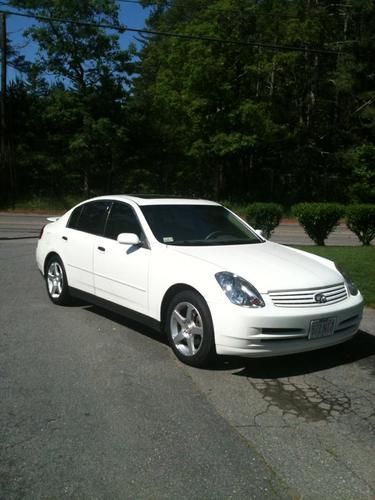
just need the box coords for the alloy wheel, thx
[47,261,64,299]
[170,301,204,356]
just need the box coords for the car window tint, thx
[67,205,82,229]
[75,201,110,236]
[105,202,143,240]
[141,205,261,246]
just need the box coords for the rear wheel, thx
[45,256,71,305]
[165,290,216,367]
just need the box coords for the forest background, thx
[0,0,374,209]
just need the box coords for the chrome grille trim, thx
[269,283,348,308]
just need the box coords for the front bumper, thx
[210,293,364,357]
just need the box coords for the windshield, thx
[140,204,262,246]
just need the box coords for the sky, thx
[3,1,151,81]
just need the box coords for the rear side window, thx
[105,202,143,240]
[68,201,110,236]
[67,206,82,229]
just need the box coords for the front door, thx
[93,202,150,315]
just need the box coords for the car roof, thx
[87,194,220,207]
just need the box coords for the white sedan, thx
[36,195,364,367]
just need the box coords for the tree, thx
[132,0,375,203]
[133,0,287,198]
[10,0,130,91]
[4,0,375,204]
[9,0,133,196]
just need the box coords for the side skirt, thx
[69,287,161,333]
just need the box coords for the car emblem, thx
[314,293,327,304]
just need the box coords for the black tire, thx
[165,290,216,367]
[45,255,71,306]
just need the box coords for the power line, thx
[0,2,343,52]
[0,0,355,19]
[127,27,339,55]
[116,0,294,17]
[0,8,127,32]
[0,8,339,55]
[0,0,298,21]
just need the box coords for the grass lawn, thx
[296,246,375,307]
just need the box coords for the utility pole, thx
[0,12,7,184]
[0,12,10,204]
[0,13,6,150]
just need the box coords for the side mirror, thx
[117,233,141,245]
[255,229,264,238]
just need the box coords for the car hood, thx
[170,241,342,293]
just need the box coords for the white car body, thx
[36,195,364,364]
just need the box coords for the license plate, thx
[309,317,336,339]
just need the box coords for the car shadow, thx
[84,303,168,347]
[209,331,375,378]
[68,299,375,377]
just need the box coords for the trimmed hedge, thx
[346,204,375,245]
[292,203,345,246]
[244,202,283,239]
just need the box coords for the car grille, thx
[269,283,348,308]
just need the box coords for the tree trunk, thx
[83,169,89,198]
[269,58,276,97]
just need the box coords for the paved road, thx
[1,216,375,499]
[0,213,45,240]
[1,240,291,499]
[271,220,366,246]
[0,212,370,245]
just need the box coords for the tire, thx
[165,290,216,367]
[45,255,71,306]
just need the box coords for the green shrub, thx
[346,204,375,245]
[244,202,283,239]
[293,203,344,246]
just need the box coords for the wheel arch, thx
[161,283,217,366]
[160,283,207,328]
[43,251,62,276]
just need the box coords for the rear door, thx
[62,200,110,294]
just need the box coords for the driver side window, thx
[105,202,143,241]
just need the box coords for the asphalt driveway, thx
[0,214,374,499]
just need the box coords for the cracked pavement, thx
[183,333,375,499]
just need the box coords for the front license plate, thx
[309,317,336,339]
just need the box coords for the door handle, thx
[97,246,106,252]
[62,236,68,241]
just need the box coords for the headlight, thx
[335,264,358,296]
[215,271,265,308]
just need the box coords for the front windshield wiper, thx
[167,239,264,246]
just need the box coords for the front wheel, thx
[165,290,216,367]
[45,256,71,306]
